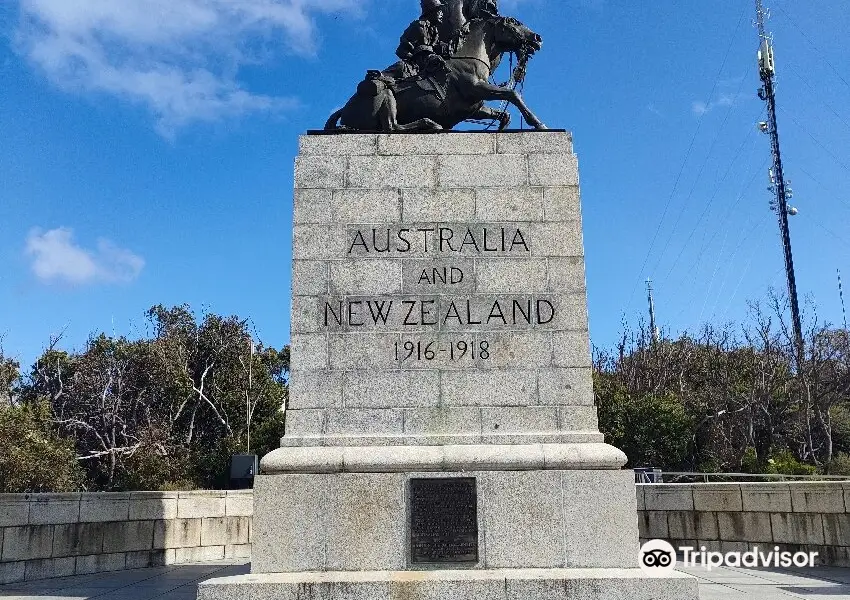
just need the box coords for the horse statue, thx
[324,15,546,132]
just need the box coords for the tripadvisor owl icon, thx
[639,540,677,577]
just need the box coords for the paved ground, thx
[1,561,849,599]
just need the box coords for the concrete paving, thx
[1,561,849,599]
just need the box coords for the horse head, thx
[489,16,542,59]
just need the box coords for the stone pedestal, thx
[199,131,698,600]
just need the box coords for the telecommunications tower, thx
[755,0,804,361]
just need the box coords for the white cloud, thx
[25,227,145,285]
[692,92,737,116]
[14,0,360,135]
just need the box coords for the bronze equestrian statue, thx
[324,0,546,132]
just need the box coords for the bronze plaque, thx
[409,477,478,564]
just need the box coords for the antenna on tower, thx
[839,269,848,330]
[646,279,660,344]
[755,0,805,364]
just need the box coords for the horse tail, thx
[324,108,344,130]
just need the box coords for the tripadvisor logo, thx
[639,540,820,576]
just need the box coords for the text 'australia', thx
[347,226,530,255]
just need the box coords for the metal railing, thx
[635,470,850,484]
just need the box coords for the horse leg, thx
[379,92,443,132]
[468,105,511,130]
[471,82,547,130]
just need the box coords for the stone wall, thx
[638,482,850,566]
[0,491,252,584]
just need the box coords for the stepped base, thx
[198,568,699,600]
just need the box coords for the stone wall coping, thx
[261,442,627,474]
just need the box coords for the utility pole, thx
[839,269,848,330]
[646,279,659,344]
[756,0,805,363]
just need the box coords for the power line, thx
[648,65,755,280]
[773,1,850,93]
[622,4,749,315]
[662,107,765,283]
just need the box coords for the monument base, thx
[198,568,698,600]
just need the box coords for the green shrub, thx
[765,449,817,476]
[0,401,83,492]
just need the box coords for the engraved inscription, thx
[409,478,478,564]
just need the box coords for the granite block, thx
[74,552,126,575]
[224,544,252,560]
[547,257,587,293]
[530,222,583,257]
[52,522,104,556]
[343,371,440,408]
[790,482,847,513]
[537,367,594,406]
[333,189,402,223]
[324,409,405,436]
[528,153,579,186]
[348,155,436,188]
[559,406,599,430]
[128,492,178,520]
[201,517,250,547]
[823,514,850,546]
[438,154,527,188]
[175,545,225,563]
[552,331,592,367]
[402,259,475,293]
[300,134,376,156]
[641,511,669,538]
[101,520,155,553]
[225,492,253,518]
[2,525,53,561]
[292,224,345,260]
[288,371,344,409]
[252,475,326,572]
[293,189,333,224]
[543,186,582,221]
[79,492,130,523]
[478,331,552,369]
[692,484,743,512]
[289,334,328,371]
[153,518,202,549]
[125,549,167,569]
[177,492,226,519]
[475,258,547,293]
[0,560,25,584]
[496,131,573,154]
[0,496,29,527]
[740,483,793,513]
[284,409,326,436]
[328,332,400,371]
[402,407,482,436]
[770,512,825,545]
[329,259,402,294]
[643,486,694,511]
[324,473,405,570]
[28,494,79,525]
[667,511,719,541]
[291,260,329,295]
[379,132,494,155]
[23,557,75,581]
[716,512,773,542]
[441,369,537,406]
[561,470,640,567]
[475,187,543,221]
[480,470,564,568]
[294,156,346,188]
[402,188,475,221]
[480,406,559,435]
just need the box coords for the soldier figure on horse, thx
[325,0,547,132]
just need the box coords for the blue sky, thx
[2,0,850,366]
